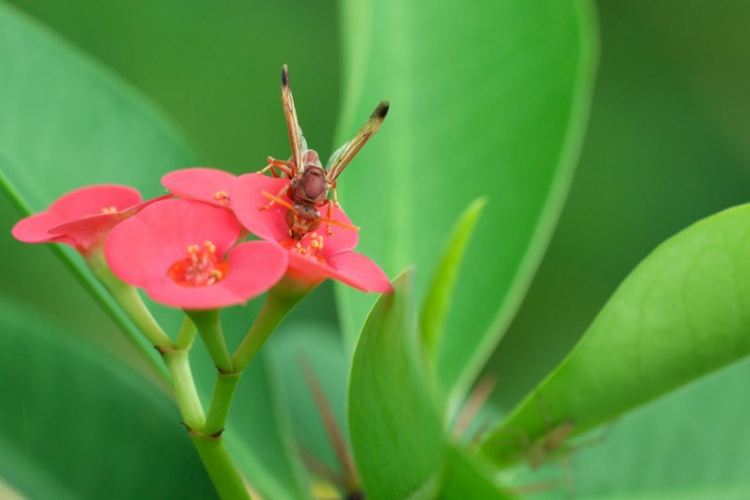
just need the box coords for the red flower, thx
[231,173,392,293]
[105,198,288,309]
[162,167,237,208]
[11,185,166,254]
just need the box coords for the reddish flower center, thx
[280,233,326,264]
[167,241,230,287]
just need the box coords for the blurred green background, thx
[1,0,750,498]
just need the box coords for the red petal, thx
[162,168,237,208]
[48,185,141,220]
[11,211,70,245]
[285,250,392,293]
[105,199,241,288]
[327,251,393,293]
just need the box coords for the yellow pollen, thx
[213,190,230,204]
[101,206,118,214]
[282,234,327,263]
[169,239,229,287]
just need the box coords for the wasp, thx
[259,65,389,240]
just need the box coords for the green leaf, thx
[335,0,599,404]
[421,198,487,365]
[436,448,514,500]
[0,3,195,379]
[0,297,216,499]
[348,270,446,499]
[7,0,343,173]
[267,321,351,482]
[481,204,750,466]
[568,357,750,499]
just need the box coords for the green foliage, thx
[420,198,487,365]
[335,0,599,405]
[482,204,750,466]
[349,270,446,499]
[0,298,216,499]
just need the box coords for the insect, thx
[259,65,389,240]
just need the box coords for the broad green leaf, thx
[0,3,195,379]
[487,1,750,414]
[0,297,215,499]
[569,356,750,499]
[349,270,446,499]
[8,0,343,174]
[421,198,487,365]
[335,0,599,405]
[436,448,514,500]
[481,204,750,466]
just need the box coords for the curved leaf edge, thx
[449,0,602,408]
[479,202,750,467]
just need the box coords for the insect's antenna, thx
[374,100,390,120]
[282,64,289,87]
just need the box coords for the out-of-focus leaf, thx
[0,297,215,499]
[7,0,343,173]
[421,198,487,366]
[267,321,350,481]
[436,448,514,500]
[349,270,445,499]
[481,205,750,466]
[335,0,599,405]
[0,3,195,379]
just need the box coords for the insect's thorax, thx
[291,164,329,205]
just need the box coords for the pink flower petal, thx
[285,250,392,293]
[105,199,241,288]
[232,173,359,252]
[11,211,68,244]
[143,242,287,309]
[48,194,173,251]
[327,251,393,293]
[48,185,141,220]
[162,168,237,208]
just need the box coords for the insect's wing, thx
[326,100,389,182]
[281,65,306,171]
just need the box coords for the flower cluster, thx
[13,167,392,310]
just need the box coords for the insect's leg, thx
[321,217,360,232]
[536,392,554,429]
[322,198,335,236]
[332,180,340,206]
[259,185,292,211]
[258,157,294,178]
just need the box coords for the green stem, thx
[188,309,233,374]
[176,315,198,350]
[204,371,241,437]
[232,279,314,373]
[164,349,249,499]
[163,350,205,429]
[85,247,172,349]
[190,435,250,500]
